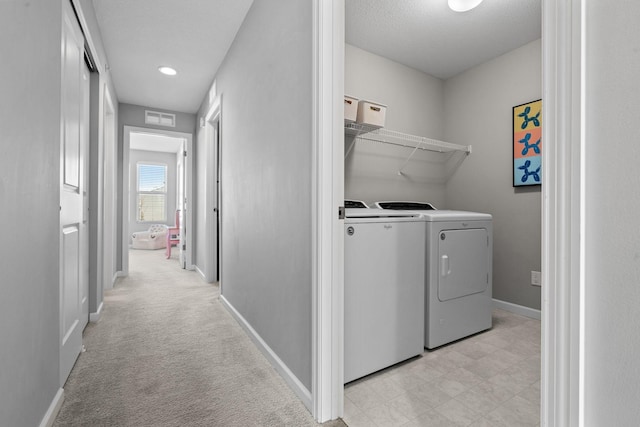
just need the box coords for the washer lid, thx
[415,210,492,221]
[345,208,420,219]
[374,201,437,210]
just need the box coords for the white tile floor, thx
[343,309,541,427]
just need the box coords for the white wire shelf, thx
[344,123,471,176]
[345,123,471,155]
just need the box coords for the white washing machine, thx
[375,202,493,349]
[344,208,425,383]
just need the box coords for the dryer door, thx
[438,228,489,301]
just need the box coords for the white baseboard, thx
[90,302,104,323]
[493,298,541,320]
[220,295,312,412]
[39,388,64,427]
[195,265,206,280]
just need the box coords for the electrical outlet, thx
[531,271,541,286]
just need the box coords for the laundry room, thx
[342,0,542,424]
[344,0,541,318]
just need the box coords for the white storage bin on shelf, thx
[356,100,387,129]
[344,95,358,123]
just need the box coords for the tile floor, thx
[343,309,541,427]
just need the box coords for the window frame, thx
[136,161,168,223]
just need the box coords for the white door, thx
[60,0,87,386]
[437,228,489,301]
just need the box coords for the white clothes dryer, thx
[375,202,493,349]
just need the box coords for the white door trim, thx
[311,0,345,422]
[122,126,194,273]
[203,95,222,284]
[541,0,585,425]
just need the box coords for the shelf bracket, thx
[397,140,425,175]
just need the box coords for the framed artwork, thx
[513,99,542,187]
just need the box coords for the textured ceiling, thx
[346,0,541,79]
[92,0,254,113]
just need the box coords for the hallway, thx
[53,248,345,426]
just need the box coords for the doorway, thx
[200,97,221,284]
[122,126,194,274]
[344,2,542,422]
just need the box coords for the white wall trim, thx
[195,265,206,281]
[493,299,541,320]
[541,0,585,425]
[203,96,222,284]
[70,0,104,73]
[38,388,64,427]
[311,0,345,422]
[220,295,312,411]
[89,301,104,323]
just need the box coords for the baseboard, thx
[39,388,64,427]
[493,298,541,320]
[90,302,104,323]
[195,265,206,280]
[220,295,312,412]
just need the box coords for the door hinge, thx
[338,206,345,220]
[183,150,187,157]
[182,244,186,251]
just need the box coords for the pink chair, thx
[166,210,180,259]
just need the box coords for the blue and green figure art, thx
[514,157,541,184]
[513,99,542,186]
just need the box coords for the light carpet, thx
[53,247,346,427]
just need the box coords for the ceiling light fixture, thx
[448,0,483,12]
[158,66,177,76]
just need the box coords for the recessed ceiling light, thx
[448,0,483,12]
[158,66,177,76]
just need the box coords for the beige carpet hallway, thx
[54,247,346,427]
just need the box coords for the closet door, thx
[59,0,87,386]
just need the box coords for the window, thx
[137,163,167,222]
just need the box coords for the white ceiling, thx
[346,0,541,80]
[92,0,254,114]
[91,0,540,115]
[130,132,183,153]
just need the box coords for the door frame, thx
[311,0,345,421]
[541,1,585,425]
[122,125,194,274]
[313,0,585,425]
[102,88,117,290]
[203,95,222,284]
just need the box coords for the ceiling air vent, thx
[145,110,176,127]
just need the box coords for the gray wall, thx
[344,44,447,207]
[195,0,313,390]
[0,1,118,424]
[81,0,119,314]
[0,1,63,425]
[117,103,195,270]
[444,39,542,310]
[583,3,640,424]
[128,150,178,239]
